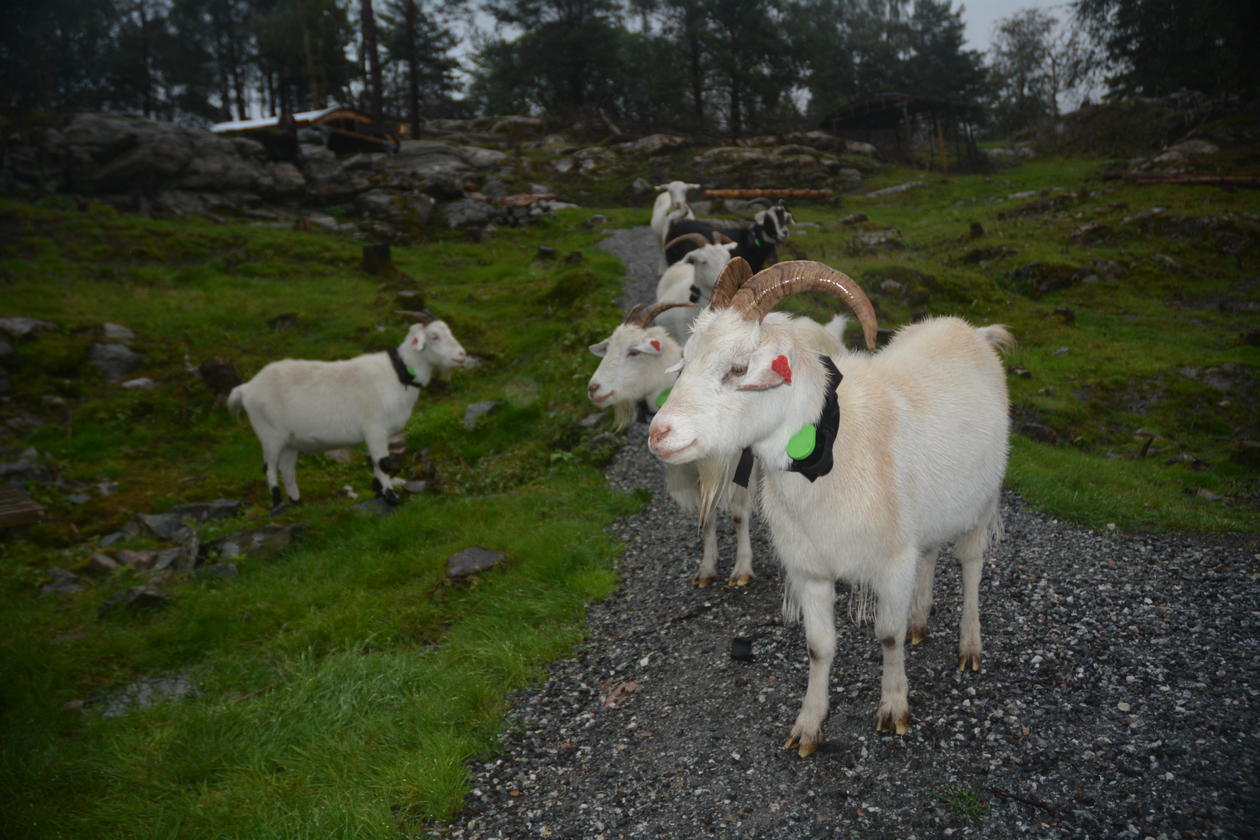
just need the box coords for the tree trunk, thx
[403,0,421,138]
[360,0,383,119]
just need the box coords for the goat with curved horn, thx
[709,257,754,310]
[723,260,878,352]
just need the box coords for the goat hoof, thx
[875,708,911,735]
[693,575,715,588]
[958,652,982,672]
[909,627,927,645]
[727,575,753,588]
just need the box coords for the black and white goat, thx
[228,320,472,510]
[665,200,794,271]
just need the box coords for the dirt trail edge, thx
[434,227,1258,840]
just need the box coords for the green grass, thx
[0,151,1257,837]
[0,200,644,836]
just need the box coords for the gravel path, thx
[435,228,1259,840]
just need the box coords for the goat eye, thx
[729,363,747,377]
[627,349,641,357]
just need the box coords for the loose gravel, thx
[434,228,1259,839]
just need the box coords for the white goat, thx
[650,180,700,270]
[653,233,738,346]
[228,320,472,510]
[649,259,1012,756]
[587,301,755,587]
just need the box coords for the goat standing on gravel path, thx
[229,320,472,511]
[649,259,1012,756]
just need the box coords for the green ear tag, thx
[786,424,817,460]
[655,388,672,409]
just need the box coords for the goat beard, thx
[611,400,635,433]
[696,454,738,533]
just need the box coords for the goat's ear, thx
[632,337,664,356]
[408,325,427,351]
[737,342,794,391]
[722,241,738,253]
[589,340,609,358]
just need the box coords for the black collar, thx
[733,354,842,487]
[786,355,842,482]
[387,347,422,388]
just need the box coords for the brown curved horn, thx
[664,233,712,254]
[712,231,736,245]
[709,257,753,310]
[624,300,695,328]
[730,260,878,351]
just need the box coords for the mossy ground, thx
[0,152,1255,835]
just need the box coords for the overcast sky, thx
[959,0,1074,53]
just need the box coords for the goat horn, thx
[709,257,753,309]
[730,260,878,351]
[624,300,694,328]
[664,233,712,253]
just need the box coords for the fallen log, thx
[703,188,835,200]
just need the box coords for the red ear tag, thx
[650,340,661,351]
[772,354,793,383]
[412,337,420,345]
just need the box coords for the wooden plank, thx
[0,485,45,528]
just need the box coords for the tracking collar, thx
[387,347,422,388]
[733,355,842,487]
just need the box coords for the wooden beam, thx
[0,485,44,528]
[702,188,834,200]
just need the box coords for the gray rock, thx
[849,228,904,253]
[404,480,428,494]
[67,493,92,504]
[84,554,120,577]
[100,531,127,547]
[151,548,182,572]
[120,377,158,390]
[135,512,186,540]
[866,180,926,198]
[202,524,304,561]
[98,585,170,617]
[116,549,155,570]
[447,547,505,579]
[0,317,54,338]
[464,400,502,430]
[89,343,143,383]
[42,567,87,595]
[101,322,135,342]
[168,499,242,523]
[441,198,500,229]
[198,562,239,580]
[352,498,398,517]
[95,672,198,718]
[615,134,689,156]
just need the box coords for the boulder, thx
[89,343,143,383]
[202,523,305,561]
[0,317,55,338]
[615,133,689,156]
[447,547,505,579]
[464,400,502,430]
[102,322,135,342]
[42,567,87,596]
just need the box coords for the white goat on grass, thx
[228,319,472,511]
[649,258,1012,756]
[653,232,738,346]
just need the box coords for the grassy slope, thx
[781,158,1258,531]
[0,151,1256,835]
[0,200,646,837]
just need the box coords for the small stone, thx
[579,413,604,428]
[404,480,427,494]
[151,548,182,572]
[84,554,120,577]
[100,531,127,547]
[198,562,239,579]
[135,512,185,540]
[464,401,502,430]
[447,547,505,579]
[98,585,170,617]
[536,246,558,260]
[67,493,92,504]
[42,567,87,595]
[120,377,158,390]
[324,448,356,464]
[352,498,397,517]
[102,322,136,342]
[1117,701,1132,712]
[116,549,155,570]
[730,637,754,662]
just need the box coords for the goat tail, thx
[978,324,1016,354]
[226,384,245,418]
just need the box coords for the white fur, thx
[228,321,471,508]
[653,241,738,345]
[649,312,1012,754]
[650,181,700,271]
